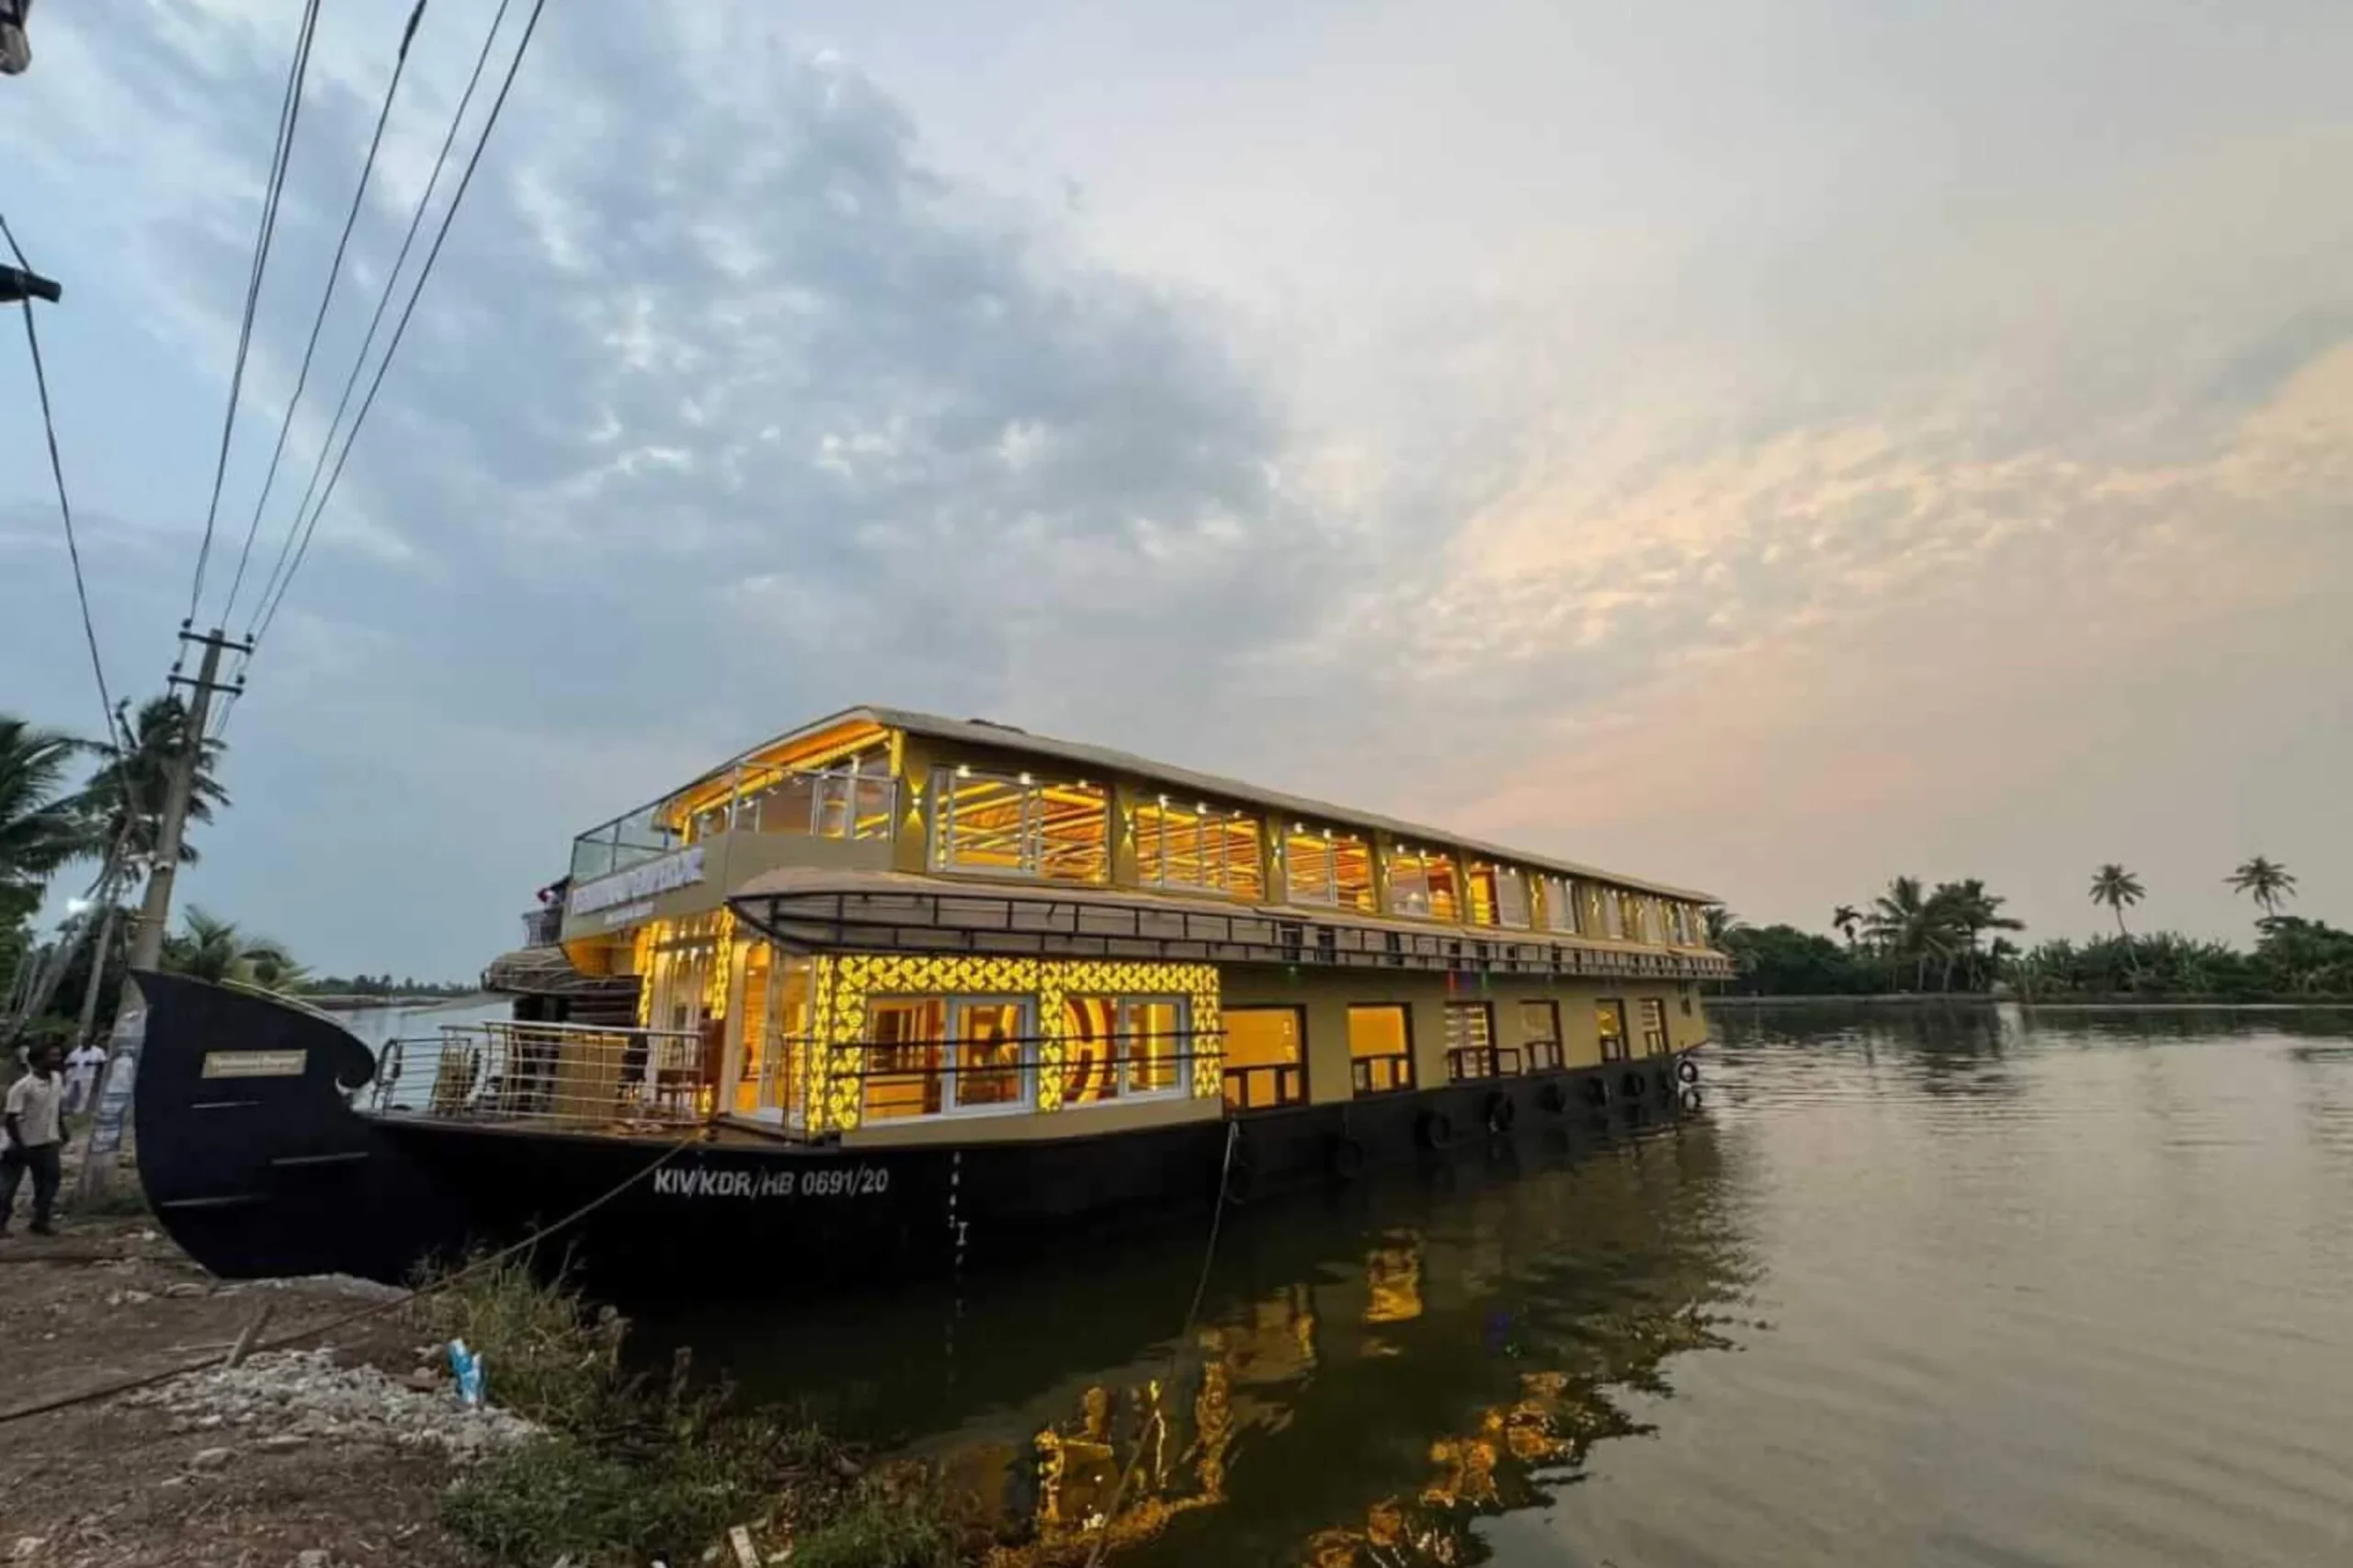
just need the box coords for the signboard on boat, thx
[201,1049,309,1078]
[567,846,707,917]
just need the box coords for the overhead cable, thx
[185,0,323,625]
[246,0,539,653]
[218,0,431,631]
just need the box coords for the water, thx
[643,1006,2353,1565]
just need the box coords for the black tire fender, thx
[1676,1059,1700,1085]
[1418,1109,1457,1150]
[1621,1071,1646,1099]
[1539,1080,1571,1115]
[1484,1093,1518,1133]
[1329,1135,1367,1180]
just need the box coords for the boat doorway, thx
[729,948,814,1128]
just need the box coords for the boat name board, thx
[652,1164,891,1201]
[568,846,707,916]
[201,1049,308,1078]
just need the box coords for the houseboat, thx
[131,707,1732,1287]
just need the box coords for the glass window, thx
[1639,997,1669,1057]
[1444,1002,1496,1081]
[1135,799,1265,900]
[865,997,945,1120]
[1597,887,1626,940]
[1636,897,1664,945]
[1063,994,1189,1101]
[1223,1006,1306,1110]
[1519,1000,1563,1071]
[1534,875,1580,934]
[1283,827,1375,912]
[1597,998,1630,1062]
[864,995,1035,1119]
[1466,864,1530,927]
[1387,847,1461,921]
[929,768,1108,882]
[1347,1005,1415,1096]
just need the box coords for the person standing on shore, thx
[2,1044,66,1236]
[63,1039,106,1115]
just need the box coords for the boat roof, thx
[703,704,1717,905]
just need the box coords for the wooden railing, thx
[1222,1062,1307,1112]
[1350,1052,1416,1095]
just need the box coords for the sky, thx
[3,0,2348,980]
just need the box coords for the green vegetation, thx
[415,1259,960,1568]
[1712,858,2343,1001]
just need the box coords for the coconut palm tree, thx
[1866,876,1962,992]
[79,694,230,866]
[1,716,89,891]
[1831,904,1862,947]
[2227,857,2297,919]
[2088,864,2145,938]
[161,907,303,991]
[1940,878,2024,990]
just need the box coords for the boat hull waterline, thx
[130,971,1702,1290]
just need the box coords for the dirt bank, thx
[0,1221,487,1568]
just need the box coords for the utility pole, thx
[74,885,124,1048]
[119,627,244,975]
[84,624,248,1192]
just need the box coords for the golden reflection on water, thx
[967,1203,1734,1567]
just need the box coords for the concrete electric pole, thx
[83,624,250,1190]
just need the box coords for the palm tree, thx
[1,716,90,891]
[1866,876,1961,992]
[2088,864,2145,938]
[1831,904,1861,947]
[1701,904,1745,946]
[79,695,230,866]
[1940,879,2023,990]
[161,907,302,991]
[2227,857,2297,919]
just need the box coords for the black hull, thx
[131,971,1702,1290]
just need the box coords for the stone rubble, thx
[122,1348,539,1465]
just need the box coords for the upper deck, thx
[551,705,1729,977]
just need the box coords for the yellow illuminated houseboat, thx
[130,708,1731,1286]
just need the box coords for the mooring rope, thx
[1081,1119,1242,1568]
[0,1134,699,1426]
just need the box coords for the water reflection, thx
[642,1126,1748,1565]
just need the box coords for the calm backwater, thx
[643,1006,2353,1565]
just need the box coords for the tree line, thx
[1708,857,2348,1001]
[4,704,464,1052]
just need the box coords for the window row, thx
[924,766,1707,943]
[859,992,1194,1122]
[1221,994,1674,1112]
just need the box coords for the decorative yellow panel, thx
[805,954,1222,1133]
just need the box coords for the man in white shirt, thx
[2,1044,66,1236]
[63,1040,106,1115]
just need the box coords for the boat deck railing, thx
[369,1019,715,1130]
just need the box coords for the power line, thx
[242,0,521,652]
[2,210,122,763]
[185,0,323,625]
[249,0,548,651]
[219,0,431,631]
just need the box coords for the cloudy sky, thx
[5,0,2347,979]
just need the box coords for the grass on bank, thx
[409,1258,960,1568]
